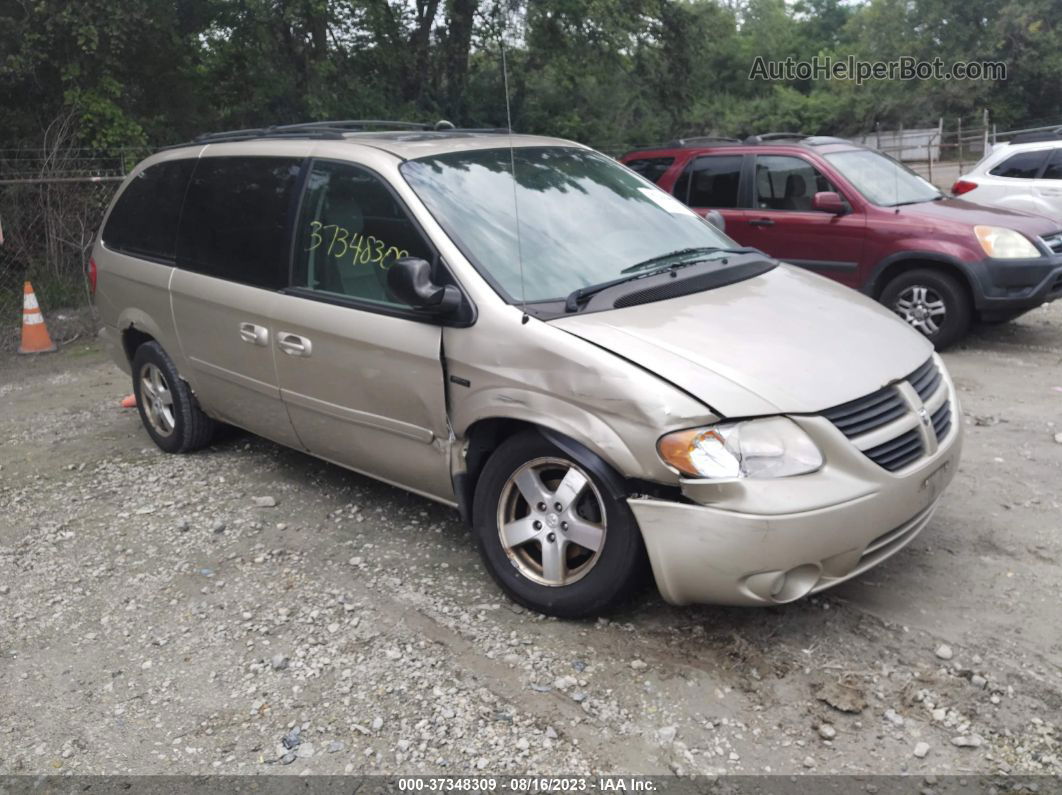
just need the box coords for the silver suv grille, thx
[822,357,953,472]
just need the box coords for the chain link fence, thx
[0,146,134,351]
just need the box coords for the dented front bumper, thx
[629,399,962,607]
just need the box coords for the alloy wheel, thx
[893,284,947,336]
[497,457,607,587]
[139,362,176,437]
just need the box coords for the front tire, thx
[131,341,215,454]
[472,431,646,618]
[880,269,972,350]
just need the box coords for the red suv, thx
[622,134,1062,348]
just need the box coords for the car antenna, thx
[498,8,528,324]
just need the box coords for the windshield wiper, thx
[619,246,749,274]
[565,247,760,312]
[565,272,656,312]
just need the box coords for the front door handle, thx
[239,322,269,346]
[277,332,312,357]
[748,218,775,227]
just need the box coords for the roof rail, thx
[160,119,507,150]
[1009,126,1062,145]
[743,132,808,144]
[667,136,742,148]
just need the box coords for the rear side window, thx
[177,157,302,289]
[625,157,674,184]
[1042,149,1062,180]
[102,160,195,261]
[674,155,743,208]
[989,151,1047,179]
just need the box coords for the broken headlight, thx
[657,417,823,479]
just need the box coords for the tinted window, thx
[293,161,432,306]
[1041,149,1062,180]
[989,151,1047,179]
[102,160,194,261]
[754,155,841,212]
[177,157,302,288]
[678,156,743,208]
[625,157,674,184]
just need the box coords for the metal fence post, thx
[957,117,963,172]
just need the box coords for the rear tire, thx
[131,341,215,454]
[880,269,972,350]
[471,431,646,618]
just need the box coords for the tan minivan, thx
[91,122,962,617]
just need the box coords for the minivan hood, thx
[901,197,1059,237]
[552,265,932,417]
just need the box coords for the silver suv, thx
[91,121,962,617]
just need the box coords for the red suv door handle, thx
[748,218,775,227]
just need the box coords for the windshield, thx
[400,146,739,302]
[824,149,942,207]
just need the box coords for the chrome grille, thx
[821,356,951,472]
[864,428,924,471]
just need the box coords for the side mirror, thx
[812,191,845,214]
[703,209,726,232]
[387,257,461,315]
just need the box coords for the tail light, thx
[87,257,98,296]
[952,180,978,196]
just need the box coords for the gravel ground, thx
[1,304,1060,777]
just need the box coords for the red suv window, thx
[753,155,841,212]
[625,156,674,183]
[674,155,743,207]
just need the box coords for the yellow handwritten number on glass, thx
[306,221,323,251]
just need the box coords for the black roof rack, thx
[666,135,741,148]
[742,132,852,146]
[160,119,511,150]
[743,132,808,144]
[1009,126,1062,144]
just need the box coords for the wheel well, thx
[872,258,975,307]
[121,327,156,362]
[454,419,677,528]
[454,418,537,524]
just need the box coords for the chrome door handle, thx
[239,322,269,346]
[277,332,312,357]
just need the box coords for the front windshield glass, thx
[825,149,941,207]
[400,146,739,302]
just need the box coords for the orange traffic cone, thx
[17,281,57,354]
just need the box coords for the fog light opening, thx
[771,564,822,603]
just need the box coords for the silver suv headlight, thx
[658,417,823,479]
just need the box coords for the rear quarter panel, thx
[93,147,206,375]
[92,246,181,374]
